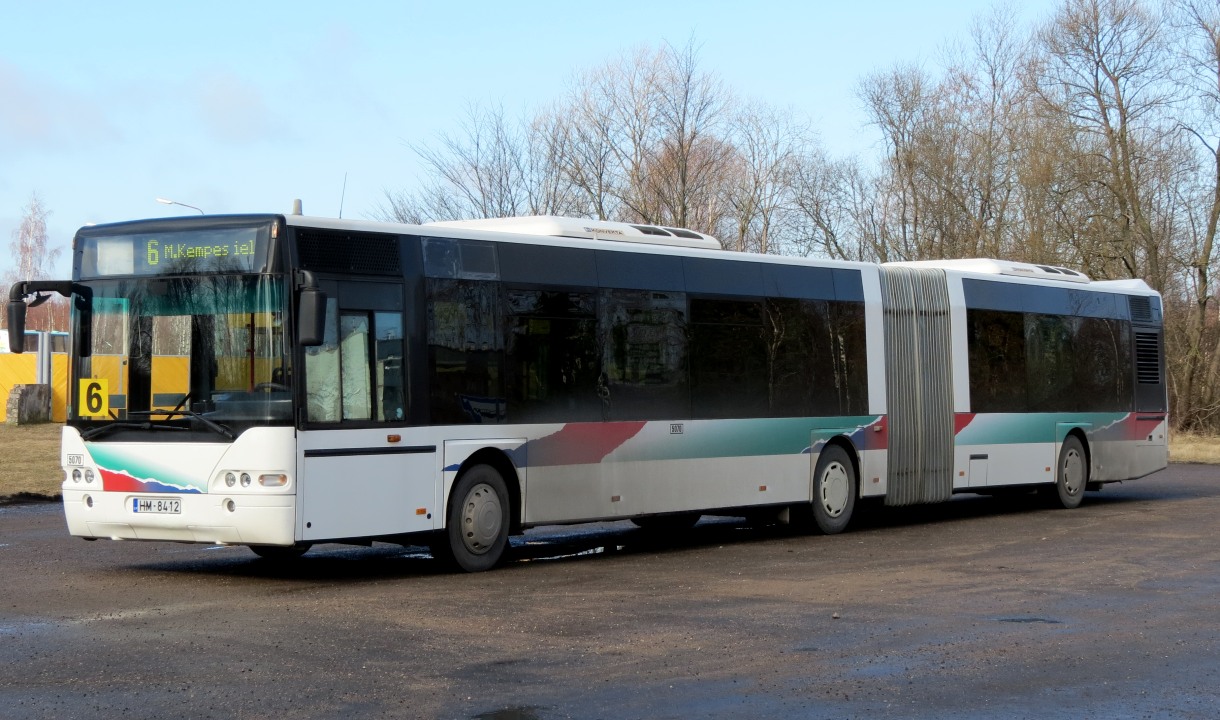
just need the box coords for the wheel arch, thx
[453,448,523,535]
[1062,427,1092,477]
[816,435,863,498]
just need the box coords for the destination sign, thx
[79,225,269,278]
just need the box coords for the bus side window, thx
[305,298,341,422]
[375,311,405,422]
[339,314,372,420]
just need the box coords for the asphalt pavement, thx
[1,464,1218,719]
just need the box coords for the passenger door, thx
[298,280,437,541]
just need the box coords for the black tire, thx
[433,464,511,572]
[630,513,701,534]
[249,543,311,561]
[811,445,857,534]
[1047,435,1088,509]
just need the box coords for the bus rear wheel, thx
[433,464,510,572]
[1046,435,1088,509]
[810,445,857,535]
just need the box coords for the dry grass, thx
[1169,432,1220,465]
[0,423,63,501]
[1,422,1215,503]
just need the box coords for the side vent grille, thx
[1135,332,1161,384]
[296,229,401,275]
[1129,296,1153,322]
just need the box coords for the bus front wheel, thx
[810,445,857,535]
[434,464,510,572]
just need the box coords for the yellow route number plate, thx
[79,378,109,418]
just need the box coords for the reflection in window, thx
[968,310,1028,413]
[305,299,341,422]
[305,305,404,424]
[426,279,504,424]
[690,297,767,419]
[1075,318,1130,411]
[375,312,406,421]
[75,275,289,426]
[505,290,599,423]
[340,315,372,420]
[599,289,689,420]
[1026,314,1074,412]
[967,309,1134,413]
[763,299,868,418]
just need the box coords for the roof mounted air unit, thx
[425,216,723,250]
[888,258,1091,283]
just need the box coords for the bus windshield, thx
[71,274,290,436]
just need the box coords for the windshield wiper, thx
[81,421,191,441]
[126,408,235,440]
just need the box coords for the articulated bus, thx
[6,213,1168,571]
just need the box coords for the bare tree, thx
[7,193,60,283]
[720,103,807,253]
[5,192,67,331]
[378,103,581,224]
[1167,0,1220,428]
[1033,0,1177,284]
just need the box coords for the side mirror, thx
[297,288,327,347]
[6,302,27,354]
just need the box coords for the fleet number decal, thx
[79,378,109,418]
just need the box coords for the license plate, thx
[132,497,181,514]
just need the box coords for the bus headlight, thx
[72,469,82,483]
[84,469,95,484]
[225,472,237,487]
[240,473,252,487]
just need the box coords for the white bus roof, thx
[889,258,1092,284]
[425,216,723,251]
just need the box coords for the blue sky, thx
[0,0,1059,281]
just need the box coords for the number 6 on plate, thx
[79,378,109,418]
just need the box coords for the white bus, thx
[6,214,1168,571]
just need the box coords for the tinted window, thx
[1076,317,1131,412]
[690,297,767,419]
[763,299,868,417]
[375,311,406,422]
[968,310,1027,412]
[968,309,1134,413]
[1025,314,1074,412]
[595,251,684,292]
[504,289,601,423]
[422,237,499,280]
[763,264,836,300]
[500,244,597,287]
[683,257,766,295]
[963,278,1127,320]
[598,289,689,420]
[425,279,504,423]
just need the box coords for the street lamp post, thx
[155,197,204,215]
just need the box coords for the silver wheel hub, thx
[1062,449,1084,496]
[460,482,502,555]
[819,462,850,518]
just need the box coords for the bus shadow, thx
[130,484,1183,582]
[128,475,1205,583]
